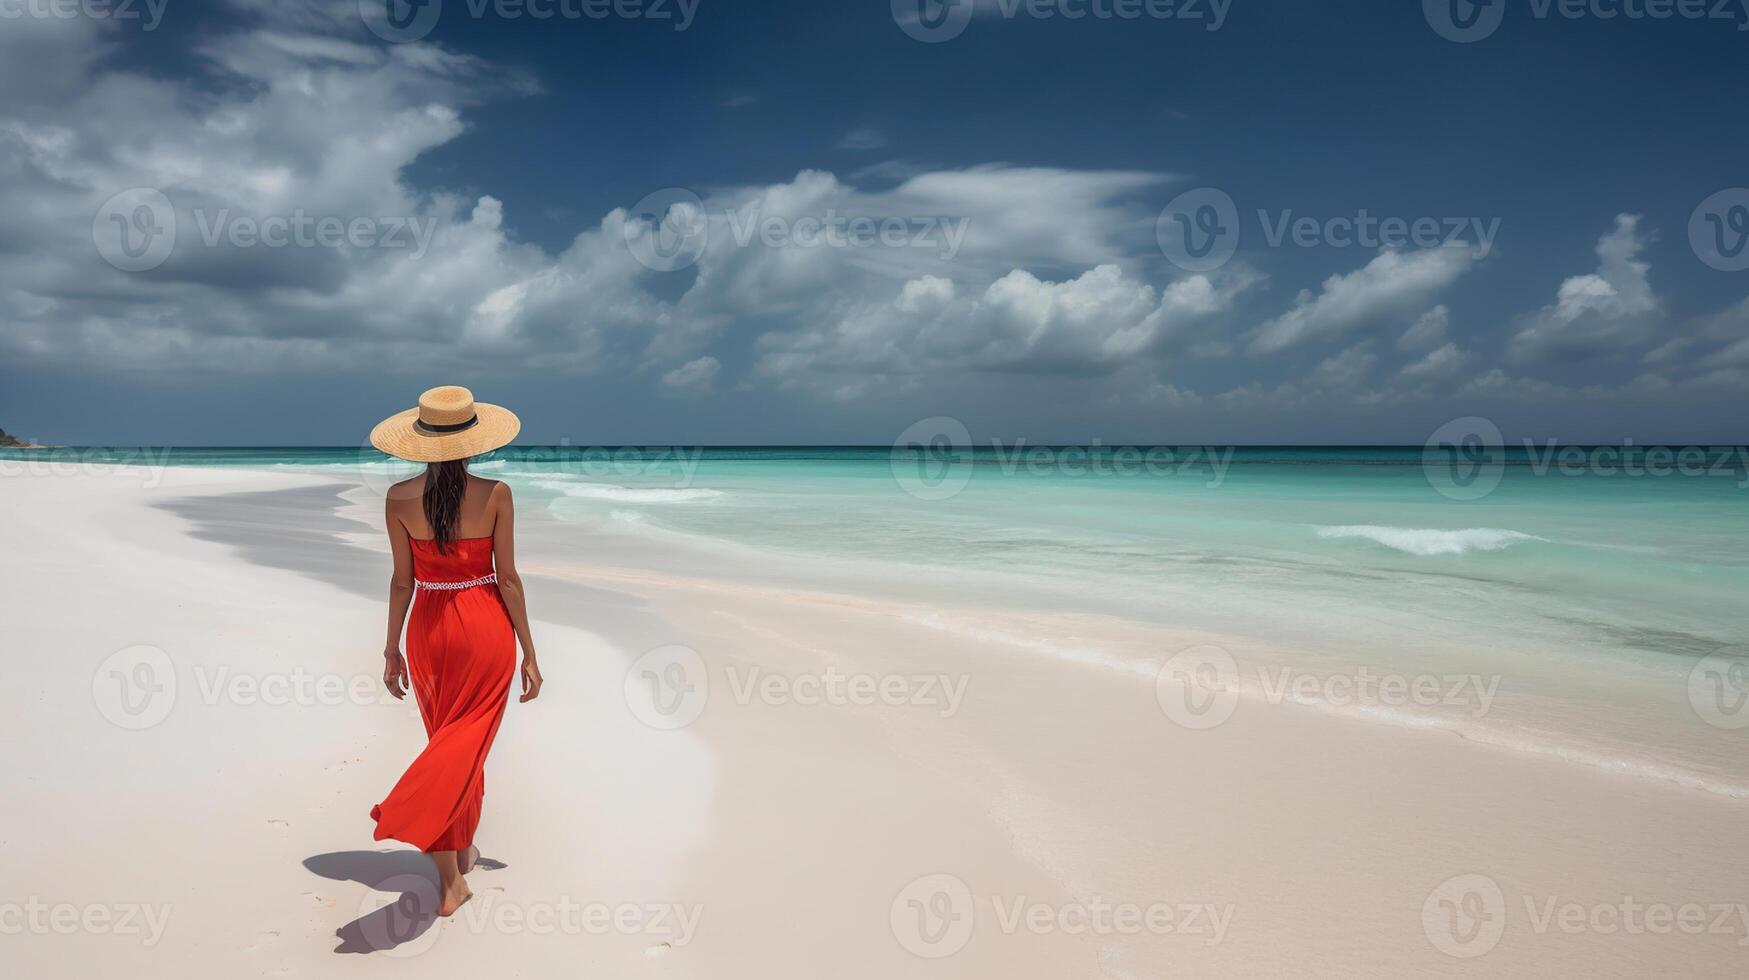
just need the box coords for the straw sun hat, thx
[370,386,521,463]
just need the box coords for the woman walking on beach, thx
[368,386,543,916]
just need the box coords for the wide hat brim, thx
[369,402,520,463]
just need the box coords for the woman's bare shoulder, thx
[385,475,424,510]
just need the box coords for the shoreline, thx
[4,465,1748,975]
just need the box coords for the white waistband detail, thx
[414,574,497,591]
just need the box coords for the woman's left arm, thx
[490,482,543,702]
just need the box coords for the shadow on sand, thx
[304,849,507,954]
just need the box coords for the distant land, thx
[0,428,41,448]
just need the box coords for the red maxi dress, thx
[371,536,516,853]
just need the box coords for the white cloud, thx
[0,16,1206,393]
[1397,342,1468,382]
[1457,368,1676,403]
[661,356,721,397]
[752,263,1256,393]
[1247,247,1476,355]
[1398,305,1449,351]
[1507,214,1661,363]
[6,13,1742,434]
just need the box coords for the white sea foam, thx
[901,612,1160,679]
[533,480,723,503]
[1316,525,1545,556]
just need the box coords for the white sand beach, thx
[4,464,1749,977]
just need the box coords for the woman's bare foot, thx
[437,879,472,917]
[459,845,480,875]
[431,849,472,916]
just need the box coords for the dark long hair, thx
[423,458,469,553]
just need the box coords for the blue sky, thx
[2,0,1747,445]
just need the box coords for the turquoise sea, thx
[6,445,1746,657]
[8,443,1748,791]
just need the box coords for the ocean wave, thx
[532,479,723,504]
[1317,525,1544,556]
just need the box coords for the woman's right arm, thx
[382,498,414,699]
